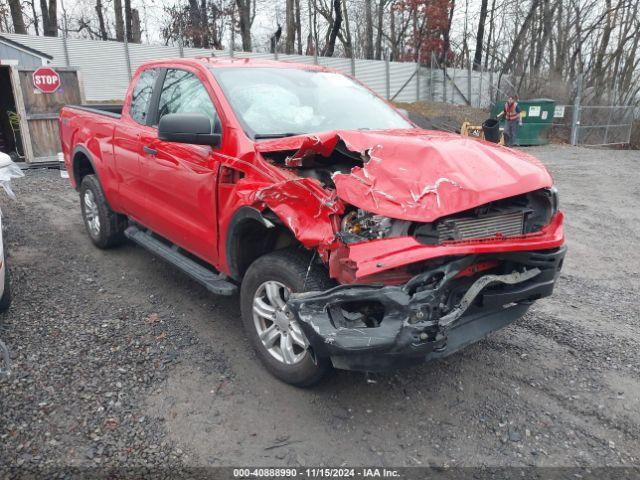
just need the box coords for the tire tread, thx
[240,247,333,387]
[80,175,127,248]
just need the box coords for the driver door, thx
[138,68,222,266]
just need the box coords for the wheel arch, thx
[225,206,301,282]
[72,146,99,191]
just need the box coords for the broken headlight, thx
[547,186,559,217]
[340,209,411,243]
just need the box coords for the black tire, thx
[240,248,334,387]
[0,249,11,313]
[80,175,127,249]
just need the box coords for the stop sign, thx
[33,67,61,94]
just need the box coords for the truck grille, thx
[437,211,525,242]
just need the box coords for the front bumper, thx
[287,246,566,371]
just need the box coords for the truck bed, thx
[65,104,123,119]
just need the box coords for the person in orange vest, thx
[497,95,522,146]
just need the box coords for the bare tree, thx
[325,0,342,56]
[531,0,555,74]
[95,0,108,40]
[114,0,124,41]
[472,0,488,70]
[440,0,455,63]
[235,0,254,51]
[8,0,26,33]
[499,0,540,77]
[364,0,374,59]
[0,2,10,32]
[124,0,138,42]
[295,0,302,54]
[316,0,343,56]
[162,0,229,49]
[339,0,352,57]
[285,0,295,53]
[30,0,40,35]
[40,0,58,36]
[5,0,636,108]
[374,0,389,60]
[306,0,316,54]
[130,8,141,43]
[386,1,412,60]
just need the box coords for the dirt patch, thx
[396,101,490,130]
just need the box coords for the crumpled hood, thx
[256,129,553,222]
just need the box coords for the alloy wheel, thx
[83,189,101,238]
[252,280,309,365]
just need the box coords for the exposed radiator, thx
[437,211,525,242]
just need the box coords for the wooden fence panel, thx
[17,68,82,162]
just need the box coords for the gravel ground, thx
[0,144,639,471]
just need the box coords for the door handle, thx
[143,146,158,156]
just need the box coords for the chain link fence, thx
[550,105,574,143]
[574,106,634,146]
[551,104,634,147]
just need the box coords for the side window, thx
[156,69,218,129]
[129,68,158,125]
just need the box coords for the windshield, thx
[211,67,413,138]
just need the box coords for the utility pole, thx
[415,53,421,102]
[385,52,390,100]
[570,73,583,146]
[230,6,236,58]
[59,0,71,66]
[178,17,184,57]
[122,1,132,80]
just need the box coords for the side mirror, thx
[158,113,221,147]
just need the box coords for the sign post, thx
[32,67,61,94]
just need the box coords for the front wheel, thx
[240,249,333,387]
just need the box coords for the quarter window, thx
[129,68,158,125]
[157,69,218,128]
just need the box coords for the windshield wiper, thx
[254,133,303,139]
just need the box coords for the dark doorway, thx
[0,66,22,160]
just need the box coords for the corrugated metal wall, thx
[66,37,131,101]
[1,33,494,107]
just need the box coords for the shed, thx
[0,36,83,163]
[0,35,52,68]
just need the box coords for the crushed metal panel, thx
[256,129,553,223]
[329,212,564,281]
[232,176,343,249]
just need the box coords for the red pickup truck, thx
[60,58,565,386]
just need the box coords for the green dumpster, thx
[490,98,556,146]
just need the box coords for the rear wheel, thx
[80,175,127,249]
[240,248,333,387]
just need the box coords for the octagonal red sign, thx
[33,67,61,93]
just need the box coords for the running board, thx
[124,226,237,296]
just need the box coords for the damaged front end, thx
[287,247,565,371]
[254,130,566,371]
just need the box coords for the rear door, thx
[113,67,160,221]
[138,67,222,265]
